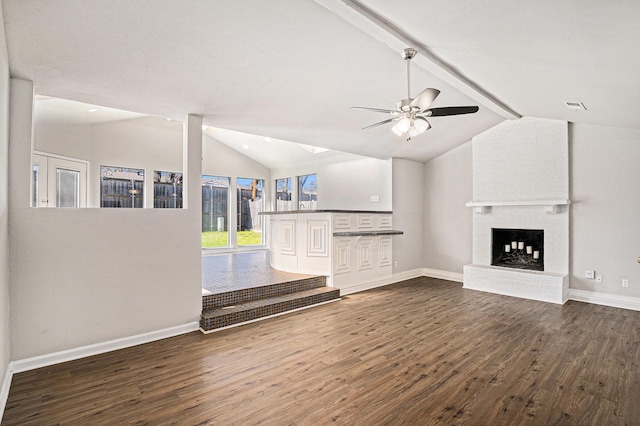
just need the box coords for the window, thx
[202,175,229,248]
[100,166,144,208]
[275,177,292,211]
[154,171,183,208]
[298,173,317,210]
[237,178,264,246]
[32,164,39,207]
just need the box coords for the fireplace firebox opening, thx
[491,228,544,271]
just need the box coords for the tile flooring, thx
[202,250,317,294]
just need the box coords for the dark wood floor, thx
[3,277,640,425]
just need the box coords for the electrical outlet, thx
[585,270,595,279]
[622,279,629,288]
[394,260,399,268]
[596,275,602,283]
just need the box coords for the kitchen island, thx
[259,210,402,294]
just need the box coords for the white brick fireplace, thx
[463,117,570,304]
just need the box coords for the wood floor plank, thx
[3,277,640,425]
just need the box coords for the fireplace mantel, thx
[465,199,570,207]
[466,199,570,215]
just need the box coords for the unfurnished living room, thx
[1,1,640,425]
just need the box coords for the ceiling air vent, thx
[564,101,587,111]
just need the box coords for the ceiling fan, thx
[352,48,479,141]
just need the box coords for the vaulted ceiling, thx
[3,0,639,163]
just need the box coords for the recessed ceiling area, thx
[34,96,148,126]
[34,95,364,170]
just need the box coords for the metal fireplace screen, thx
[491,228,544,271]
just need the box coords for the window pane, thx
[100,166,144,208]
[275,177,292,212]
[154,171,183,208]
[56,168,80,207]
[32,164,39,207]
[237,178,263,246]
[298,173,317,210]
[202,175,229,248]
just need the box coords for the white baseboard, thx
[422,268,464,283]
[9,321,199,375]
[1,321,198,421]
[338,268,424,296]
[0,365,12,424]
[568,288,640,312]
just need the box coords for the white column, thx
[182,115,202,211]
[8,78,34,210]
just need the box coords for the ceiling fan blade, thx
[409,88,440,111]
[351,106,397,114]
[421,106,479,117]
[361,118,395,130]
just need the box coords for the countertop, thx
[259,209,393,215]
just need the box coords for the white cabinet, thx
[267,211,400,292]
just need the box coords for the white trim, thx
[9,322,199,374]
[338,269,424,295]
[199,299,341,334]
[33,150,90,166]
[569,288,640,312]
[422,268,464,283]
[312,0,519,120]
[465,199,570,207]
[0,366,12,424]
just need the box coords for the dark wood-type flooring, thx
[4,277,640,425]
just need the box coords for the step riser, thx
[202,276,327,310]
[200,289,340,331]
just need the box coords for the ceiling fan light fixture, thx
[352,48,478,140]
[413,117,430,133]
[391,123,404,136]
[396,117,411,133]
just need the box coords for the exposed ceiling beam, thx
[315,0,521,120]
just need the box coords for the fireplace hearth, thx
[492,228,544,271]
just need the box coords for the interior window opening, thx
[100,166,144,208]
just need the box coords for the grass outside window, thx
[202,230,262,248]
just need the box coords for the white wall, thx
[571,123,640,298]
[391,158,424,272]
[272,156,392,211]
[473,117,569,202]
[35,117,184,207]
[0,4,11,414]
[9,80,202,360]
[423,142,473,274]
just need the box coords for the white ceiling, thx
[4,0,640,163]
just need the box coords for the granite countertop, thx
[259,209,393,215]
[333,230,404,237]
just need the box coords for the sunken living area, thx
[4,278,640,424]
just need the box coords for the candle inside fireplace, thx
[533,250,540,259]
[504,244,511,253]
[511,241,517,249]
[518,241,524,250]
[526,246,533,254]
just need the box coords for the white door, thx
[33,153,88,207]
